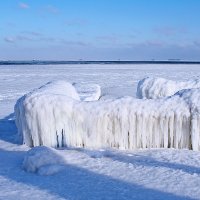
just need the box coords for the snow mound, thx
[137,77,200,99]
[15,81,200,151]
[73,83,101,101]
[23,146,66,175]
[36,80,80,100]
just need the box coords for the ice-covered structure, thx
[137,77,200,99]
[73,83,101,101]
[15,80,200,151]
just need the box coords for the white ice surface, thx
[34,80,80,100]
[1,64,200,199]
[2,63,200,118]
[137,77,200,99]
[73,83,101,101]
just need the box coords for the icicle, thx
[15,81,200,151]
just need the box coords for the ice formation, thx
[73,83,101,101]
[15,80,200,151]
[23,146,66,175]
[137,77,200,99]
[33,80,80,100]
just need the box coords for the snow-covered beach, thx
[1,64,200,199]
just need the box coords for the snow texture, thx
[2,64,200,199]
[73,83,101,101]
[33,80,80,100]
[15,80,200,151]
[23,146,66,175]
[137,77,200,99]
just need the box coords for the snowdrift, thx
[23,146,66,175]
[137,77,200,99]
[15,81,200,151]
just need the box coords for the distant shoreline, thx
[1,60,200,65]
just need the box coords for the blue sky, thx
[0,0,200,60]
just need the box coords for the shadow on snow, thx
[0,148,195,200]
[0,113,19,144]
[0,113,197,199]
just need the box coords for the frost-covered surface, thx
[73,83,101,101]
[1,64,200,199]
[15,80,200,151]
[23,146,66,175]
[137,77,200,99]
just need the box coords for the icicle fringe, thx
[15,80,200,151]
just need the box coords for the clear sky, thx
[0,0,200,60]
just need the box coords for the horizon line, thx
[1,60,200,65]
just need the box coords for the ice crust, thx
[137,77,200,99]
[15,80,200,151]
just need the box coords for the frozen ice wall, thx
[137,77,200,99]
[15,80,200,151]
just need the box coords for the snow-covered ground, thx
[1,64,200,118]
[1,64,200,199]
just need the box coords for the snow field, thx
[2,64,200,199]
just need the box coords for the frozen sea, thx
[1,64,200,200]
[1,64,200,118]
